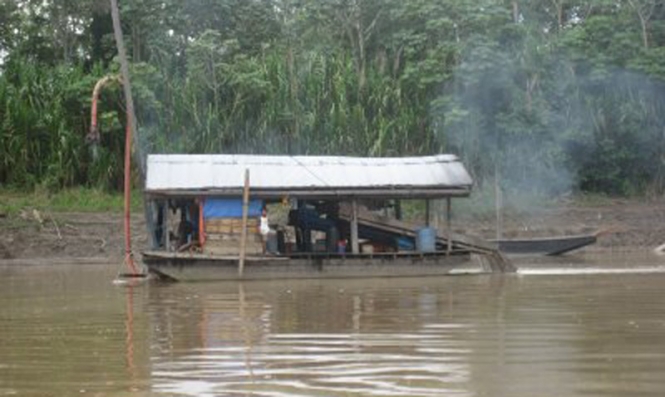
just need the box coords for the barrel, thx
[416,227,437,253]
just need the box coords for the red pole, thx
[124,113,138,274]
[89,76,119,143]
[89,75,138,275]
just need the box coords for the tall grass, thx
[0,187,143,215]
[141,46,437,158]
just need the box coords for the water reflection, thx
[145,270,665,397]
[147,279,480,396]
[2,255,665,397]
[0,264,151,396]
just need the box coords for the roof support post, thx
[446,197,452,255]
[431,199,440,231]
[164,201,170,251]
[239,169,250,277]
[351,199,360,254]
[425,200,431,227]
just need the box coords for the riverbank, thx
[1,194,664,261]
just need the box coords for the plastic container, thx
[416,227,437,253]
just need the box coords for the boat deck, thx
[142,249,477,281]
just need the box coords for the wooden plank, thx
[337,203,515,272]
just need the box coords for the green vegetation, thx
[0,187,143,215]
[1,0,665,197]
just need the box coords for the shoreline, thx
[2,197,665,262]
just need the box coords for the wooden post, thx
[446,197,452,255]
[351,199,359,254]
[239,169,250,277]
[495,168,503,240]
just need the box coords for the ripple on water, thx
[3,262,665,396]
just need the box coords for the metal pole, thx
[164,201,170,251]
[495,164,503,240]
[122,115,135,270]
[446,197,452,255]
[239,169,250,276]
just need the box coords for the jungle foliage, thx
[1,0,665,196]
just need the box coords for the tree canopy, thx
[1,0,665,196]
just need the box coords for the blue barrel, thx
[416,227,437,253]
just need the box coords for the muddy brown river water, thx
[1,253,665,396]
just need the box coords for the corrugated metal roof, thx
[145,154,473,198]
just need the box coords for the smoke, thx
[434,38,665,205]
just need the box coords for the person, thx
[177,208,194,250]
[259,207,275,253]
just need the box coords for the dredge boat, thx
[141,154,513,281]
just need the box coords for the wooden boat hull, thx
[492,234,597,256]
[142,251,478,282]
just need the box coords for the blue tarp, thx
[203,198,263,219]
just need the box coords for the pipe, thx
[88,74,139,275]
[123,113,138,273]
[88,75,120,145]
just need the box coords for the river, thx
[1,253,665,396]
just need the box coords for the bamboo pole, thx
[239,169,250,276]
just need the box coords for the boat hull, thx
[492,234,597,256]
[142,251,476,281]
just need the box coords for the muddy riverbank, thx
[1,197,664,261]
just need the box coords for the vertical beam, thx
[395,200,402,220]
[446,197,452,255]
[351,199,360,254]
[148,200,158,249]
[495,171,503,240]
[198,198,206,248]
[425,200,431,227]
[239,169,250,277]
[164,201,170,251]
